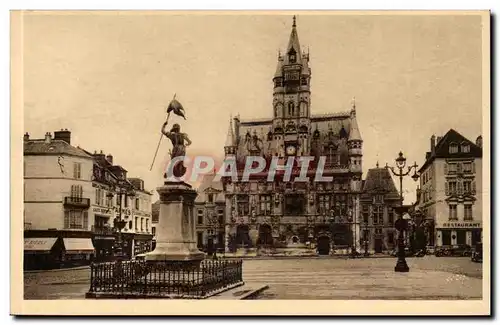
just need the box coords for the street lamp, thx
[386,151,419,272]
[108,180,135,260]
[363,214,370,257]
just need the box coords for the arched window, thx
[449,142,458,154]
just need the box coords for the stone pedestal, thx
[145,181,205,263]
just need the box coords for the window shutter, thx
[457,163,462,173]
[472,181,476,194]
[445,182,449,196]
[472,161,476,173]
[444,163,448,175]
[83,211,88,229]
[64,210,69,229]
[79,185,83,198]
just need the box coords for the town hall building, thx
[220,17,364,255]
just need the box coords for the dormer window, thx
[461,142,470,153]
[449,143,458,154]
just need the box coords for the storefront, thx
[92,207,115,262]
[133,233,153,257]
[24,237,61,270]
[436,221,482,247]
[61,237,95,267]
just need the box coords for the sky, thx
[22,12,484,203]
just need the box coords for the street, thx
[24,256,483,300]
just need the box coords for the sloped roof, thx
[24,139,92,159]
[419,129,482,172]
[348,112,362,142]
[284,16,302,65]
[361,167,400,199]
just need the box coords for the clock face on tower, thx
[286,145,296,156]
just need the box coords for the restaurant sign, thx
[441,222,481,229]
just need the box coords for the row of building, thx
[168,17,483,256]
[23,130,154,269]
[24,16,483,266]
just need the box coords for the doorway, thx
[257,224,273,247]
[374,238,383,253]
[317,236,331,255]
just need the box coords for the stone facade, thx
[416,130,483,248]
[359,164,400,254]
[220,17,363,255]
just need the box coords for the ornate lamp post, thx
[108,180,135,260]
[363,213,370,257]
[208,211,218,260]
[386,151,419,272]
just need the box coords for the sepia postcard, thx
[11,10,491,316]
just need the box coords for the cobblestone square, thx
[24,256,482,300]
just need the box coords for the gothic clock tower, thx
[272,16,311,158]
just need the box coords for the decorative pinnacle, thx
[351,96,356,110]
[376,161,379,168]
[293,15,296,27]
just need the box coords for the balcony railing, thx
[91,226,115,236]
[64,197,91,208]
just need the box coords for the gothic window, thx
[388,207,394,225]
[318,194,331,215]
[259,195,272,215]
[284,194,305,215]
[288,102,295,116]
[372,206,383,225]
[237,195,250,216]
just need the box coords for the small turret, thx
[224,115,237,156]
[348,97,363,174]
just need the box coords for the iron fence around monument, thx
[87,259,244,298]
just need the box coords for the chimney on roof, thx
[54,129,71,145]
[44,132,52,144]
[437,136,443,144]
[23,132,29,141]
[106,154,113,165]
[476,135,482,148]
[430,135,436,154]
[425,152,431,160]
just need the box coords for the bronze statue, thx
[161,122,191,178]
[149,94,191,178]
[161,122,192,159]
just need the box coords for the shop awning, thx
[24,238,57,253]
[63,238,95,254]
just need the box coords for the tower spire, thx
[285,15,302,65]
[225,115,235,148]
